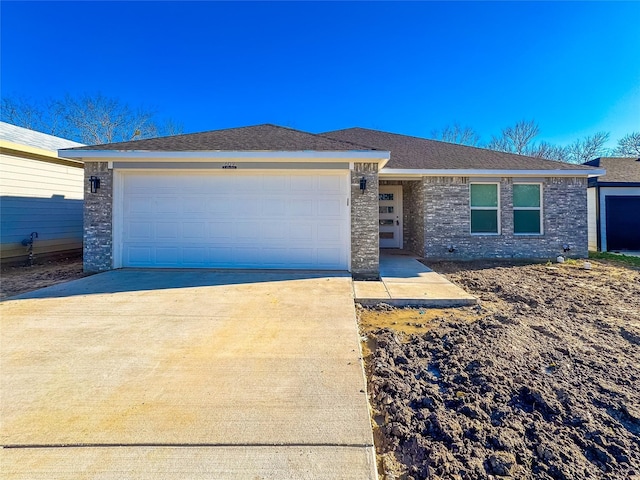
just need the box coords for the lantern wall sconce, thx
[359,176,367,193]
[89,176,101,193]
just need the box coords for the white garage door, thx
[116,171,350,270]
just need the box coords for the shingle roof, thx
[322,127,595,171]
[583,157,640,184]
[63,124,377,152]
[0,122,83,151]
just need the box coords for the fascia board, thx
[0,141,84,168]
[380,168,606,177]
[58,149,390,162]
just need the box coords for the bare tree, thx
[526,141,568,162]
[431,122,480,146]
[487,119,540,155]
[564,132,611,164]
[615,132,640,156]
[1,93,183,145]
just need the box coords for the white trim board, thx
[380,168,604,178]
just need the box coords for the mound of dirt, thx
[361,260,640,479]
[0,254,86,299]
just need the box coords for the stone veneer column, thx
[83,162,113,272]
[351,163,379,279]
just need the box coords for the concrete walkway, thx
[353,252,477,307]
[1,270,376,479]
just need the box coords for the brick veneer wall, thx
[351,163,379,279]
[423,176,588,260]
[402,180,425,256]
[83,162,113,272]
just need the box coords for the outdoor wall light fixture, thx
[359,176,367,193]
[89,176,101,193]
[562,244,571,252]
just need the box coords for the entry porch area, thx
[353,250,477,307]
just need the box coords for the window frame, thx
[513,182,543,235]
[469,182,501,235]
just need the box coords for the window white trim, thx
[469,182,501,235]
[513,183,543,235]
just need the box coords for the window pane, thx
[514,210,541,234]
[471,210,498,233]
[513,184,540,207]
[471,184,498,207]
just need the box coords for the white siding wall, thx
[587,187,597,251]
[0,153,84,260]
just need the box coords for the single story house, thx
[0,122,84,262]
[58,124,603,278]
[583,157,640,252]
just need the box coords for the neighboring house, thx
[583,157,640,252]
[58,124,602,278]
[0,122,85,262]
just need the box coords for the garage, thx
[114,171,350,270]
[605,196,640,251]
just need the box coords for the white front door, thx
[114,171,350,270]
[379,185,402,248]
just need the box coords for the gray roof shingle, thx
[583,157,640,184]
[322,127,595,171]
[63,124,377,152]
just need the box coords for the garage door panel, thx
[156,222,179,239]
[119,172,349,270]
[290,176,315,193]
[317,224,342,242]
[236,198,260,215]
[155,197,179,214]
[183,247,208,265]
[208,222,234,239]
[318,199,342,216]
[606,196,640,251]
[318,175,343,192]
[290,199,314,217]
[209,246,233,263]
[318,248,342,266]
[208,198,234,215]
[262,222,286,240]
[182,198,206,214]
[127,222,152,240]
[236,222,261,241]
[156,247,179,265]
[183,222,206,239]
[287,248,315,264]
[261,198,287,216]
[127,246,152,265]
[290,224,313,241]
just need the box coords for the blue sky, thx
[2,1,639,147]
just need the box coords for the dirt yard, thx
[359,259,640,480]
[0,254,86,299]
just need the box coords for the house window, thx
[470,183,499,234]
[513,184,542,234]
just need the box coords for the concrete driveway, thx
[1,270,376,479]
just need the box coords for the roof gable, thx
[64,124,376,152]
[584,157,640,183]
[322,127,595,172]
